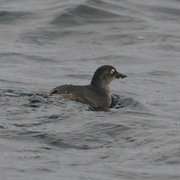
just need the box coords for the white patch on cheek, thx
[111,69,115,74]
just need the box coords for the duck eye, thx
[111,69,115,74]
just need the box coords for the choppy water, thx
[1,0,180,179]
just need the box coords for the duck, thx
[43,65,126,108]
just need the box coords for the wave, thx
[0,11,32,24]
[51,3,133,27]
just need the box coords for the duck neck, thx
[91,81,111,97]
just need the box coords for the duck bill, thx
[116,72,127,79]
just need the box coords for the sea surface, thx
[1,0,180,179]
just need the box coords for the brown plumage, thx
[43,65,126,108]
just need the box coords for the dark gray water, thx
[1,0,180,179]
